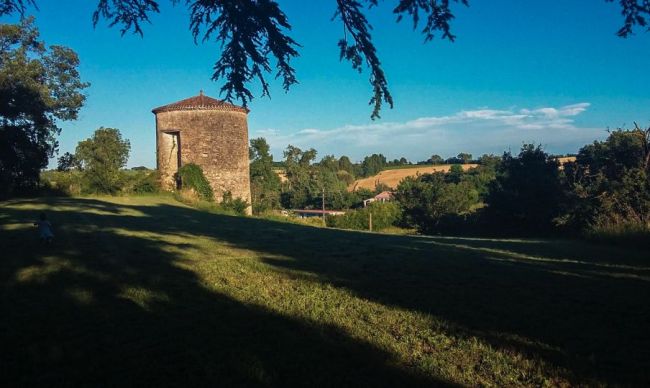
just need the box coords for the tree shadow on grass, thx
[0,198,447,387]
[2,197,649,385]
[97,199,650,385]
[265,232,650,386]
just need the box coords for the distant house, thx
[363,191,394,207]
[292,209,346,218]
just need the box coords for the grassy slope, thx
[1,196,649,386]
[351,164,479,191]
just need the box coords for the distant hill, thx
[350,164,479,191]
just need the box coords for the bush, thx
[133,172,160,194]
[395,173,480,234]
[177,164,214,201]
[560,128,650,237]
[221,191,250,216]
[121,170,160,194]
[327,202,401,231]
[40,170,82,196]
[585,216,650,248]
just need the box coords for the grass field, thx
[350,164,479,191]
[1,195,649,386]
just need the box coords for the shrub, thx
[40,170,82,196]
[585,214,650,248]
[123,170,160,194]
[395,173,479,234]
[560,128,650,237]
[177,164,214,201]
[221,191,250,216]
[173,190,250,217]
[133,171,160,194]
[327,202,401,231]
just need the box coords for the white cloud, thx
[252,103,606,162]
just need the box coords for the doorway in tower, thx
[161,131,181,189]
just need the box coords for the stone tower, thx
[152,91,252,213]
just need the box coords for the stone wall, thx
[155,109,252,214]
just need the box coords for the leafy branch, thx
[607,0,650,37]
[188,0,299,107]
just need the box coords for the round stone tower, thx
[152,91,251,214]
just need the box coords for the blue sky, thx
[3,0,650,166]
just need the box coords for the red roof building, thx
[152,91,249,114]
[363,191,394,207]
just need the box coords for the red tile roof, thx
[152,91,249,114]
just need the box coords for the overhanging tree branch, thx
[335,0,392,120]
[92,0,160,36]
[0,0,36,17]
[3,0,649,118]
[607,0,650,37]
[188,0,299,107]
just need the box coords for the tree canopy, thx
[76,127,131,193]
[485,144,564,234]
[249,137,282,213]
[1,0,647,119]
[0,16,88,196]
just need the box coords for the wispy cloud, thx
[252,103,605,162]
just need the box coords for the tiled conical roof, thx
[152,91,248,114]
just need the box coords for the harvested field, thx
[350,164,478,191]
[556,156,576,164]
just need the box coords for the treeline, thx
[252,126,650,240]
[271,151,483,180]
[42,127,159,196]
[395,127,650,239]
[250,138,498,214]
[250,139,362,213]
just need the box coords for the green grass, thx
[1,196,649,386]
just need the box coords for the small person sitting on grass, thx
[34,212,54,244]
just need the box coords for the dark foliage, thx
[606,0,650,37]
[221,190,250,215]
[561,125,650,235]
[360,153,387,177]
[0,0,36,16]
[131,166,149,171]
[395,172,478,234]
[187,0,299,107]
[56,152,80,172]
[485,145,563,235]
[130,170,160,193]
[335,0,393,119]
